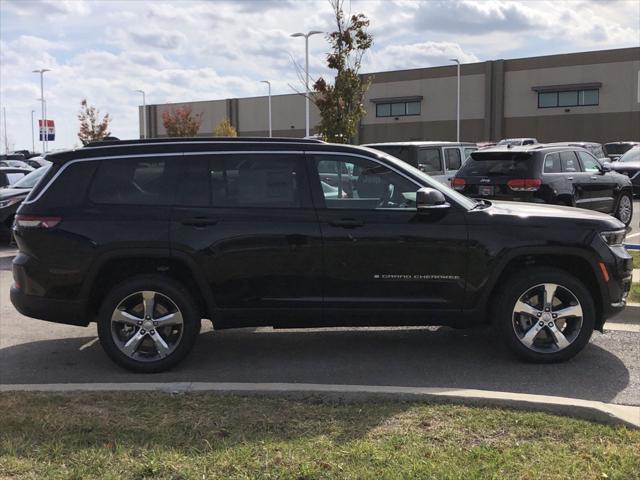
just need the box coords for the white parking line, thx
[78,337,99,351]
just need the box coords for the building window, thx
[376,100,421,117]
[537,89,599,108]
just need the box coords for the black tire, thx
[97,274,200,373]
[614,191,633,227]
[492,267,595,363]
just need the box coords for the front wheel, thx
[493,268,595,363]
[97,275,200,373]
[614,192,633,227]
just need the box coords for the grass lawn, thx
[1,393,639,479]
[628,249,640,268]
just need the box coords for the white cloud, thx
[0,0,638,151]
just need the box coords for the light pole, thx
[32,69,50,153]
[291,30,322,137]
[260,80,272,137]
[449,59,460,142]
[135,89,146,139]
[31,110,36,152]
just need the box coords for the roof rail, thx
[84,137,325,147]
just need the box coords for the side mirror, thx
[600,162,612,173]
[416,187,450,212]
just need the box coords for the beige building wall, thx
[238,93,320,136]
[361,74,485,125]
[504,60,640,118]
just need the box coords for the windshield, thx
[357,146,476,210]
[619,148,640,163]
[605,143,634,155]
[12,165,50,189]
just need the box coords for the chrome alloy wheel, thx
[617,195,632,225]
[110,291,184,362]
[512,283,583,354]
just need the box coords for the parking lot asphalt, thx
[1,246,638,407]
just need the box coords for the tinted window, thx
[376,104,390,117]
[313,155,417,210]
[369,145,413,165]
[577,151,601,172]
[538,92,557,108]
[559,151,580,172]
[544,152,561,173]
[463,147,477,160]
[210,154,303,208]
[580,90,598,106]
[41,161,98,207]
[391,103,405,116]
[176,158,210,206]
[406,101,421,115]
[90,158,172,205]
[461,152,533,176]
[558,91,578,107]
[417,148,442,173]
[445,148,462,170]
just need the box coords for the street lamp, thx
[260,80,272,137]
[291,30,322,137]
[32,68,50,153]
[31,110,36,152]
[135,89,146,139]
[449,59,460,142]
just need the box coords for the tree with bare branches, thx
[77,99,111,145]
[311,0,373,143]
[162,106,202,137]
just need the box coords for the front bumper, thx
[599,244,633,322]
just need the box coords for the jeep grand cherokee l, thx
[10,138,632,372]
[452,145,634,226]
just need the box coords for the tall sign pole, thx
[31,110,36,152]
[32,69,50,153]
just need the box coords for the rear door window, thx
[90,158,173,205]
[444,148,462,171]
[560,151,580,172]
[210,154,305,208]
[543,153,561,173]
[417,148,443,173]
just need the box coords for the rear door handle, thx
[329,219,364,228]
[180,217,218,227]
[567,177,574,181]
[590,176,598,180]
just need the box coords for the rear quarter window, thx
[36,161,98,207]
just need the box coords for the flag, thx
[39,119,55,141]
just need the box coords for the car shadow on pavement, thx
[0,326,632,405]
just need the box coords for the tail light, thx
[14,214,61,229]
[507,179,541,192]
[451,178,466,190]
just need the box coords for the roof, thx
[476,144,583,154]
[362,141,476,147]
[84,136,325,148]
[544,141,602,147]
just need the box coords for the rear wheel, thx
[493,268,595,363]
[97,275,200,372]
[614,192,633,226]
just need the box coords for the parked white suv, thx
[362,141,477,185]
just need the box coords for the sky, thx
[1,0,639,152]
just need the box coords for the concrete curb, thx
[1,382,638,429]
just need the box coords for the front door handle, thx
[567,177,574,181]
[329,219,364,228]
[181,217,218,227]
[590,176,598,180]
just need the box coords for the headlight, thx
[0,197,24,208]
[600,230,626,246]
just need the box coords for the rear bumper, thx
[10,286,91,327]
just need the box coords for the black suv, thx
[10,138,632,372]
[452,145,634,226]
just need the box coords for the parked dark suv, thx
[11,138,632,372]
[452,145,634,226]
